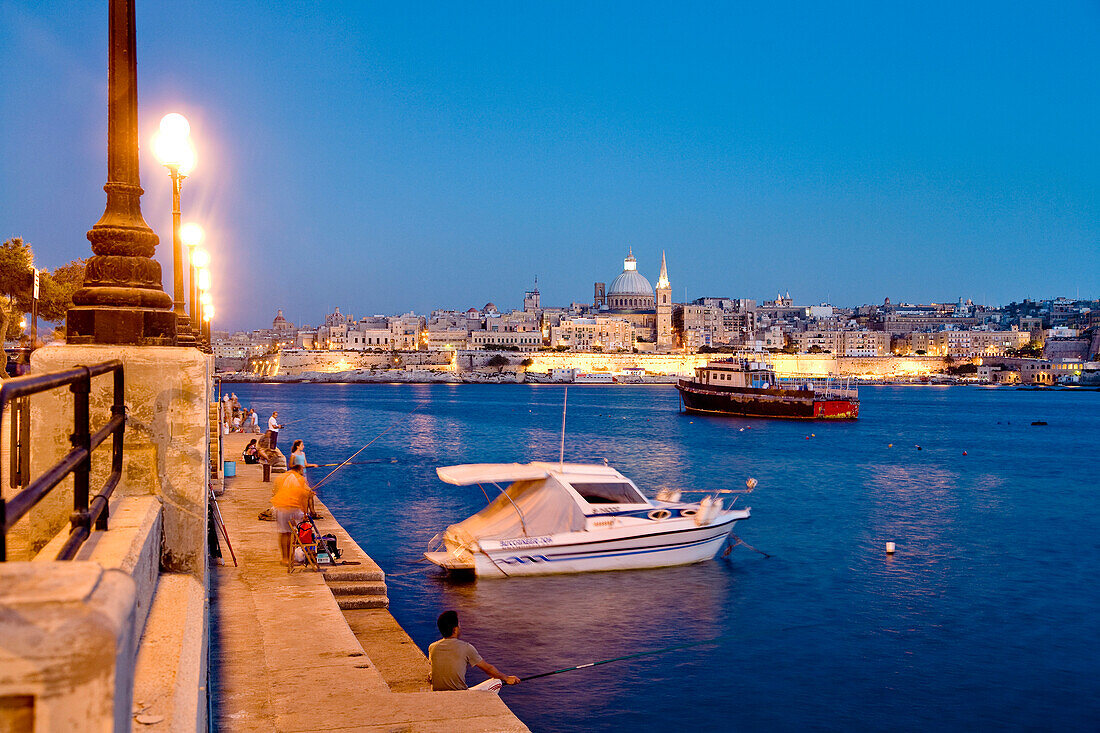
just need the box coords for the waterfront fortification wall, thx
[234,348,947,381]
[248,349,454,377]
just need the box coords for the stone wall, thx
[235,348,948,380]
[30,345,212,579]
[250,349,454,377]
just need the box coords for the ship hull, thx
[676,380,858,419]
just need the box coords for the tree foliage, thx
[1,237,88,341]
[1,237,34,341]
[1006,341,1043,358]
[39,258,86,322]
[486,354,510,372]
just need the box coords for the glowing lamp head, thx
[152,113,196,174]
[159,113,190,139]
[200,292,213,307]
[191,248,210,269]
[203,305,214,321]
[180,222,204,247]
[197,268,212,291]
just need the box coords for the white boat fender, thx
[695,497,714,526]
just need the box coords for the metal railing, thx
[0,360,125,561]
[777,376,859,400]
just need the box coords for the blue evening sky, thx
[2,1,1098,330]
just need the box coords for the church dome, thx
[605,249,655,311]
[607,250,653,296]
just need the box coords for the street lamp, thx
[198,276,213,351]
[202,302,215,347]
[180,222,203,336]
[152,112,197,346]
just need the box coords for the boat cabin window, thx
[569,482,645,505]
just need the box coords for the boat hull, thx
[677,381,858,420]
[465,512,747,577]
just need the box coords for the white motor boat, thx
[423,462,751,577]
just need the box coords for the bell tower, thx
[656,251,672,349]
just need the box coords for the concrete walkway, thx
[210,433,529,732]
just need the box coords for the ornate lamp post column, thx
[66,0,176,345]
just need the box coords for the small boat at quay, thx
[676,359,859,419]
[424,462,750,577]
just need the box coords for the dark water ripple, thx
[227,383,1100,732]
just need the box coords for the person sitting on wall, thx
[270,464,314,566]
[428,610,520,691]
[243,439,259,464]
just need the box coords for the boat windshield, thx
[569,481,646,505]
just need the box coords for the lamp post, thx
[200,294,214,349]
[67,0,176,345]
[197,269,212,351]
[180,223,204,338]
[152,113,197,346]
[203,304,214,346]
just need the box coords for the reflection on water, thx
[228,383,1100,732]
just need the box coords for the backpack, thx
[318,533,342,561]
[296,519,316,545]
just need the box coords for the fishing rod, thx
[313,459,392,467]
[518,622,823,683]
[311,403,426,491]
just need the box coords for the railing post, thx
[70,367,92,541]
[101,365,126,531]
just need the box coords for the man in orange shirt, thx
[271,464,314,565]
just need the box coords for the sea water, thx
[228,383,1100,732]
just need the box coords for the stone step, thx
[336,595,389,610]
[322,568,386,582]
[327,581,387,596]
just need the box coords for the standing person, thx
[289,440,322,518]
[289,440,318,469]
[428,611,519,691]
[270,464,313,565]
[249,408,261,434]
[267,411,283,449]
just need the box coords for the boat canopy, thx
[446,477,587,546]
[436,463,551,486]
[438,462,650,547]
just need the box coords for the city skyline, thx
[2,2,1098,330]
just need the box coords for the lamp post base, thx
[176,313,196,346]
[66,306,177,346]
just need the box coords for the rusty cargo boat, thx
[676,359,859,419]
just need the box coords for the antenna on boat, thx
[559,387,568,469]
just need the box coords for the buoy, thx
[887,443,893,448]
[805,436,810,440]
[886,542,896,554]
[811,433,815,437]
[963,451,968,456]
[916,445,922,450]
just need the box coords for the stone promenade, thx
[210,433,529,732]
